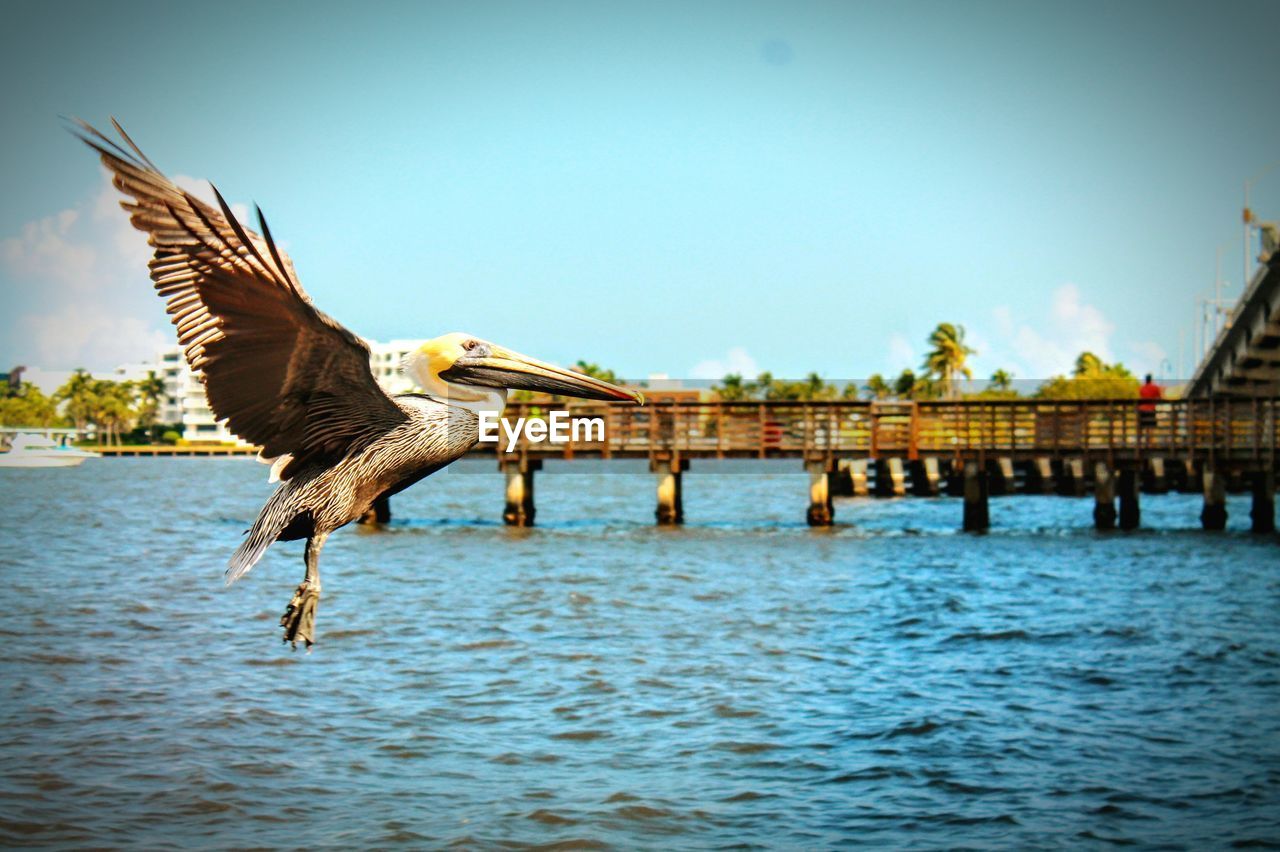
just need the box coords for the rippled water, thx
[1,458,1278,848]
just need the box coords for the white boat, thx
[0,433,101,468]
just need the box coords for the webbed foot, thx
[280,579,321,650]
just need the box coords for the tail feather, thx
[226,496,296,586]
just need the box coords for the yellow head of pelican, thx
[406,332,644,405]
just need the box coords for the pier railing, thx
[481,398,1279,464]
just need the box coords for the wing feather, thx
[71,119,408,478]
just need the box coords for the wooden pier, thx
[477,398,1279,533]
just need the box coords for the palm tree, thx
[893,369,918,399]
[863,373,892,400]
[799,372,837,401]
[134,370,165,441]
[55,369,98,437]
[573,360,619,385]
[990,369,1014,391]
[922,322,975,399]
[713,373,754,401]
[91,379,134,446]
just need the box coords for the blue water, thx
[1,458,1278,848]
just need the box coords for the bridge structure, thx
[1189,252,1280,397]
[477,397,1278,534]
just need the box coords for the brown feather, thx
[71,119,409,474]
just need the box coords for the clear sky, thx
[2,0,1277,384]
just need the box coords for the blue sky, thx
[2,0,1277,383]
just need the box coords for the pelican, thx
[73,120,642,648]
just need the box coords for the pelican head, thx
[406,332,644,407]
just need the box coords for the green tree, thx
[863,374,892,400]
[55,369,97,434]
[572,360,618,385]
[799,372,837,401]
[713,373,757,401]
[1073,351,1104,377]
[893,369,917,399]
[0,382,62,427]
[990,369,1014,391]
[93,379,136,446]
[921,322,975,398]
[134,370,165,439]
[1037,352,1139,399]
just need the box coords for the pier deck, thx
[479,398,1278,466]
[476,398,1277,532]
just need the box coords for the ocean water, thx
[1,458,1278,849]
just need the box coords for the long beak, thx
[442,348,644,403]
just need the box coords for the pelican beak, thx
[442,347,644,403]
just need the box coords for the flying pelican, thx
[73,120,642,648]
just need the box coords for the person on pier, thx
[1139,374,1162,444]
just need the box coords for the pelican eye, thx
[463,339,480,351]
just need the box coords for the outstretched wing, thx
[72,119,407,479]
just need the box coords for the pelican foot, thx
[280,580,321,650]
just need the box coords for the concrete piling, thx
[989,458,1015,495]
[1118,468,1140,530]
[847,459,870,496]
[806,460,834,526]
[1027,457,1055,494]
[654,458,688,525]
[912,457,942,496]
[502,458,541,526]
[1145,457,1168,494]
[1179,459,1202,494]
[1201,465,1228,531]
[1059,458,1087,497]
[962,461,989,532]
[876,458,907,497]
[1093,462,1117,531]
[831,461,854,497]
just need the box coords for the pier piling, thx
[990,458,1015,495]
[913,457,942,496]
[831,461,854,497]
[875,458,907,497]
[1094,463,1117,531]
[962,461,989,532]
[1145,457,1168,494]
[1118,468,1140,530]
[847,459,870,496]
[502,458,541,526]
[1028,457,1055,494]
[806,460,834,526]
[1059,458,1087,497]
[1201,466,1228,531]
[653,458,687,525]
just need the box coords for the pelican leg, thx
[281,531,328,649]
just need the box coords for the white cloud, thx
[1,169,246,372]
[989,283,1116,379]
[1128,340,1168,374]
[22,303,169,370]
[689,346,759,379]
[887,333,915,371]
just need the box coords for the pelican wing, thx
[74,120,407,477]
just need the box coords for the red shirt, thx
[1139,381,1161,411]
